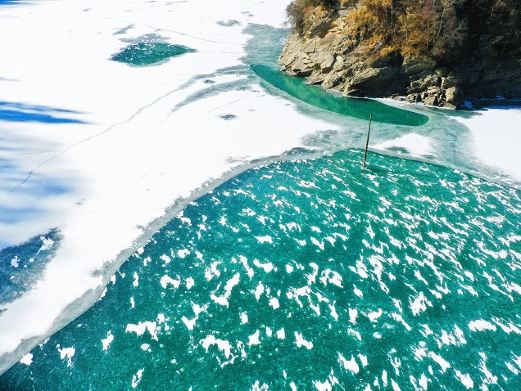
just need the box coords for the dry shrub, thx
[288,0,521,62]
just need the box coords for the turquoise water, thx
[2,150,520,390]
[251,64,428,127]
[111,42,194,66]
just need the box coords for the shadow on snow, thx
[0,101,87,124]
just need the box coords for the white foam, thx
[468,319,497,332]
[200,335,232,359]
[185,277,195,289]
[210,273,240,307]
[409,292,432,316]
[181,303,207,330]
[349,308,358,324]
[253,259,274,273]
[19,353,33,366]
[338,353,360,374]
[374,133,434,157]
[255,236,273,244]
[160,275,180,290]
[101,331,114,351]
[294,332,313,350]
[10,257,19,268]
[429,352,451,373]
[58,346,75,367]
[131,368,144,389]
[269,297,280,310]
[125,321,158,341]
[368,309,383,323]
[248,330,261,346]
[455,370,474,389]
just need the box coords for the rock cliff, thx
[280,0,521,108]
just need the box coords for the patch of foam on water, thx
[410,373,429,390]
[253,259,274,273]
[248,330,261,346]
[468,319,497,332]
[435,326,467,347]
[38,237,54,253]
[319,269,343,288]
[353,286,364,298]
[255,236,273,244]
[19,353,32,366]
[131,368,143,389]
[160,275,180,289]
[185,277,195,289]
[338,353,360,374]
[294,332,313,350]
[269,297,280,309]
[204,261,221,281]
[10,257,20,268]
[125,321,158,341]
[368,309,383,323]
[455,370,474,389]
[101,331,114,351]
[160,254,171,264]
[409,292,432,316]
[429,352,451,373]
[210,273,240,306]
[478,352,498,386]
[57,346,75,367]
[181,303,208,331]
[349,308,358,324]
[239,256,255,279]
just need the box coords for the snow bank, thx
[454,107,521,182]
[374,133,434,157]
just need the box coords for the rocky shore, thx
[280,2,521,109]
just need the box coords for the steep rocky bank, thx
[280,1,521,108]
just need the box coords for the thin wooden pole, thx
[362,113,373,169]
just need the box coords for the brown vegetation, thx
[287,0,521,63]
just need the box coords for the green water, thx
[251,64,428,127]
[111,42,194,66]
[2,150,520,390]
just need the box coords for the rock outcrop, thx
[280,1,521,108]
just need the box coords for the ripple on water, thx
[1,150,520,390]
